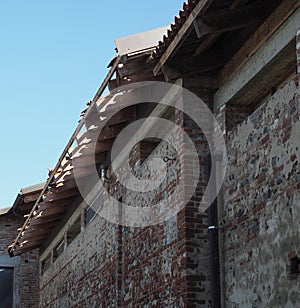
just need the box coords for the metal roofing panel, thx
[115,26,170,56]
[0,207,11,216]
[20,183,45,195]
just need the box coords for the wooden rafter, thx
[195,4,263,36]
[153,0,214,76]
[193,0,250,56]
[220,0,300,85]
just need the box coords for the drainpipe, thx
[207,154,221,308]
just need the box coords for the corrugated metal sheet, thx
[115,26,170,56]
[149,0,200,62]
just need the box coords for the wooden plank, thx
[23,192,41,204]
[77,123,125,145]
[29,216,61,226]
[93,56,121,102]
[222,41,296,106]
[117,60,150,78]
[21,231,52,241]
[214,9,300,110]
[201,2,261,22]
[71,152,107,168]
[43,188,79,203]
[153,0,214,76]
[10,244,42,256]
[176,49,226,76]
[74,139,113,158]
[197,3,263,36]
[23,223,56,233]
[193,0,259,56]
[19,239,44,248]
[193,35,218,56]
[36,205,69,218]
[220,0,300,85]
[106,106,136,126]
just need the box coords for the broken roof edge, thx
[20,183,45,195]
[0,182,45,218]
[8,23,170,258]
[8,55,122,257]
[115,26,170,57]
[0,207,12,216]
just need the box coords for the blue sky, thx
[0,0,183,208]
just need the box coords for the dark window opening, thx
[53,239,65,262]
[0,267,14,308]
[41,254,52,275]
[67,217,81,245]
[85,206,96,225]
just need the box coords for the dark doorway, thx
[0,267,14,308]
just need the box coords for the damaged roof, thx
[0,183,44,217]
[8,0,295,257]
[115,26,170,56]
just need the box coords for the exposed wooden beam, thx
[214,8,300,110]
[93,56,121,102]
[175,50,226,76]
[11,244,42,256]
[201,2,261,22]
[117,60,150,78]
[36,204,69,218]
[43,188,79,203]
[193,0,253,56]
[182,75,219,91]
[23,222,57,232]
[21,231,52,242]
[161,64,182,81]
[106,106,136,126]
[29,215,61,226]
[71,152,107,168]
[196,11,258,37]
[19,239,45,249]
[77,123,126,145]
[23,192,41,204]
[220,0,300,85]
[153,0,214,76]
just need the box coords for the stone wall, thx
[0,213,39,308]
[220,77,300,307]
[39,108,211,307]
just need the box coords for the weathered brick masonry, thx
[0,213,39,307]
[39,111,211,307]
[8,1,300,307]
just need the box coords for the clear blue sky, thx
[0,0,183,208]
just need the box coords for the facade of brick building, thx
[7,0,300,307]
[0,184,41,307]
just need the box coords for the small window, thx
[67,217,81,245]
[0,267,14,308]
[85,206,96,226]
[53,239,65,262]
[41,254,52,275]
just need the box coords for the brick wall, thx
[39,104,211,307]
[0,213,39,308]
